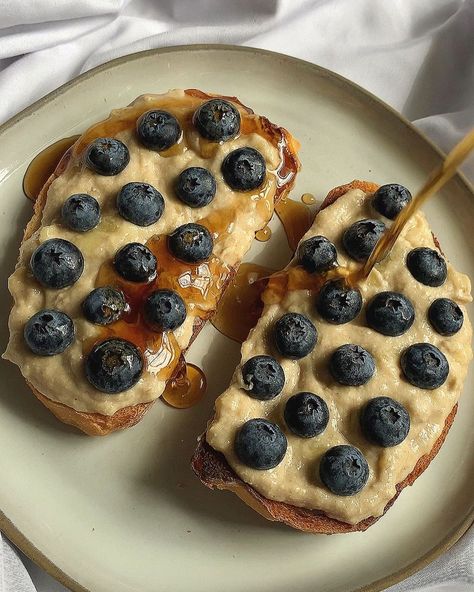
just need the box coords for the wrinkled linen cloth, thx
[0,1,473,591]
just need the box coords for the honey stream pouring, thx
[346,128,474,287]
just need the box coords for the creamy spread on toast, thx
[4,89,299,416]
[206,187,472,524]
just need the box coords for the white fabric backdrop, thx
[0,1,473,591]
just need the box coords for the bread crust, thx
[191,179,459,533]
[18,94,299,436]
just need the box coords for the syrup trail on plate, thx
[301,192,316,205]
[162,363,207,409]
[275,197,314,251]
[211,262,274,343]
[22,135,80,201]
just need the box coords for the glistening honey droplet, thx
[301,192,316,205]
[255,226,272,242]
[162,363,207,409]
[23,135,80,201]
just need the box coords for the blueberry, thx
[319,445,369,496]
[136,110,181,151]
[24,309,74,356]
[297,236,338,274]
[168,223,213,263]
[361,397,410,447]
[175,167,216,208]
[143,289,186,331]
[85,138,129,176]
[30,238,84,289]
[241,355,285,400]
[222,147,266,191]
[235,418,287,470]
[406,248,447,287]
[62,194,100,232]
[284,392,329,438]
[428,298,464,336]
[85,338,143,394]
[316,280,363,324]
[329,344,375,386]
[117,182,165,227]
[194,99,240,142]
[114,242,157,283]
[401,343,449,389]
[274,312,317,359]
[372,184,412,220]
[366,291,415,336]
[82,287,126,326]
[342,219,386,262]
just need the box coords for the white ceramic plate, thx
[0,45,472,592]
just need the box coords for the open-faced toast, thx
[3,89,300,436]
[192,180,472,533]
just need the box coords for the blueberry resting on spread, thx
[342,219,386,262]
[168,223,213,263]
[329,344,375,386]
[241,355,285,400]
[297,236,338,274]
[24,309,74,356]
[366,291,415,336]
[176,167,216,208]
[85,137,129,176]
[372,184,412,220]
[284,392,329,438]
[30,238,84,289]
[117,182,165,226]
[62,194,100,232]
[274,312,317,359]
[85,338,143,394]
[136,109,181,152]
[319,445,369,496]
[428,298,464,336]
[361,396,410,447]
[316,280,363,324]
[194,99,240,142]
[235,418,287,470]
[406,247,447,287]
[222,147,266,191]
[114,242,157,283]
[82,287,127,326]
[143,289,186,331]
[401,343,449,389]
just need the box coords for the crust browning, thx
[191,180,460,533]
[17,95,300,436]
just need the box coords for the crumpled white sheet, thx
[0,1,473,591]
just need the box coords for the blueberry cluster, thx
[24,98,269,395]
[234,185,464,497]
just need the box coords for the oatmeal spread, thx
[4,90,298,415]
[207,188,472,524]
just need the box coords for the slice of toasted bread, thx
[5,90,300,436]
[192,179,471,533]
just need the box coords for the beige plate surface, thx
[0,45,473,592]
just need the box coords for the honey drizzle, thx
[275,197,314,251]
[301,192,316,205]
[347,128,474,286]
[211,263,273,343]
[255,226,272,242]
[162,363,207,409]
[23,135,80,201]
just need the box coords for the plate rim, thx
[0,43,472,592]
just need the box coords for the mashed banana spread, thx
[207,188,472,524]
[4,90,298,415]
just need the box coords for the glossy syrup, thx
[255,226,272,242]
[162,363,207,409]
[275,197,314,251]
[211,263,273,343]
[22,135,80,201]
